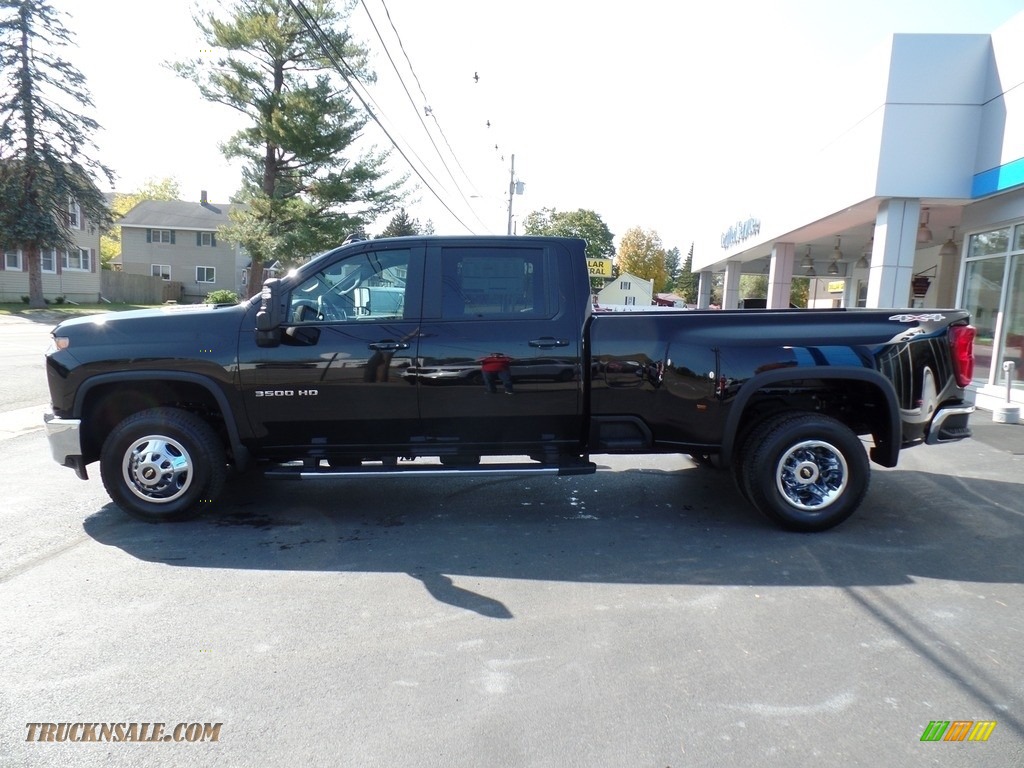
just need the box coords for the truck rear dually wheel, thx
[741,413,868,532]
[100,407,226,522]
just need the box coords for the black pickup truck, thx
[43,235,976,531]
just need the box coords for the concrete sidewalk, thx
[0,404,46,441]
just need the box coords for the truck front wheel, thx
[100,407,226,522]
[741,413,868,532]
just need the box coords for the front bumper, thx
[43,411,88,479]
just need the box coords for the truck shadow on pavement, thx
[83,462,1024,615]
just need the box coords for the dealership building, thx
[695,11,1024,414]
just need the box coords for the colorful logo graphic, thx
[920,720,997,742]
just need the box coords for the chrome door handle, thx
[528,338,569,348]
[368,341,410,351]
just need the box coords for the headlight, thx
[49,335,70,352]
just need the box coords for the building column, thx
[866,198,919,308]
[934,239,960,308]
[767,242,795,308]
[723,261,742,309]
[697,270,714,309]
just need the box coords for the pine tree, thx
[663,246,681,292]
[0,0,113,307]
[174,0,403,296]
[377,208,420,238]
[675,242,699,304]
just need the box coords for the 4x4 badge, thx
[889,313,946,322]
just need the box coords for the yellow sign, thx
[587,258,612,277]
[827,280,846,293]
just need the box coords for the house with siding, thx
[595,272,655,308]
[117,191,251,302]
[1,197,102,303]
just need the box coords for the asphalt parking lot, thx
[0,313,1022,767]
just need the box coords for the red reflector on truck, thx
[949,325,975,387]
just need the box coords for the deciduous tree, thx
[522,207,614,261]
[617,227,668,292]
[0,0,113,307]
[174,0,403,296]
[522,207,615,289]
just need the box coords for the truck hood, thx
[51,302,252,358]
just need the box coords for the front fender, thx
[71,371,251,471]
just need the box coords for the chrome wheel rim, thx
[122,434,192,504]
[775,439,848,511]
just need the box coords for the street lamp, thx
[507,153,525,235]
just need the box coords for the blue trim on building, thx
[972,156,1024,198]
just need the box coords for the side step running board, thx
[264,462,598,480]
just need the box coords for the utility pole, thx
[506,154,525,235]
[507,154,516,235]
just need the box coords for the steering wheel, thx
[292,297,348,323]
[292,299,323,323]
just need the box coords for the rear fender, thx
[720,366,901,468]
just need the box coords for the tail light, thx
[949,324,975,388]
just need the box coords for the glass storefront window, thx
[1002,253,1024,390]
[1015,223,1024,251]
[969,227,1010,257]
[962,256,1006,384]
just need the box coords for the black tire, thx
[741,413,869,532]
[732,412,794,503]
[100,407,227,522]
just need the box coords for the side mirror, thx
[255,278,283,347]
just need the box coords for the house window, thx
[241,269,248,286]
[152,264,171,281]
[620,281,631,290]
[148,229,174,244]
[198,232,216,246]
[196,266,216,283]
[63,248,91,271]
[68,198,80,228]
[4,250,21,270]
[41,249,56,273]
[625,295,636,306]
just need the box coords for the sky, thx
[48,0,1024,257]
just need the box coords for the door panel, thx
[238,246,423,453]
[414,243,583,454]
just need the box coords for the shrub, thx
[204,289,240,304]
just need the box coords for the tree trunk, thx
[246,256,265,299]
[25,244,44,308]
[18,3,45,309]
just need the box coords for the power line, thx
[284,0,476,233]
[369,0,485,200]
